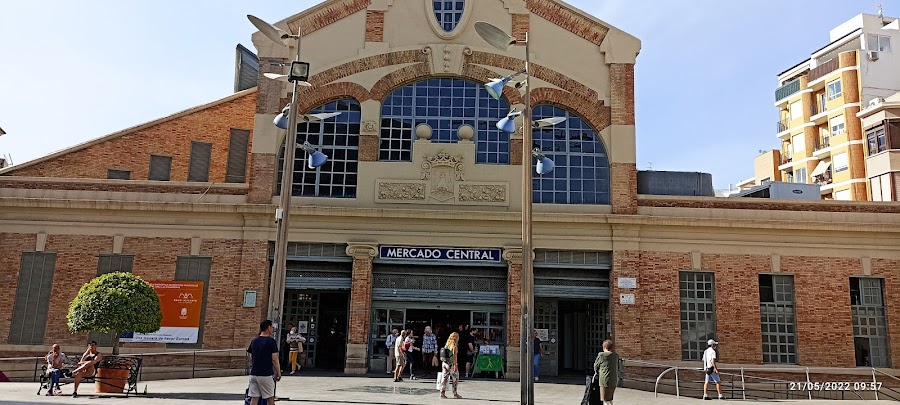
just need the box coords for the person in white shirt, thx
[45,344,65,396]
[385,329,399,375]
[702,339,723,400]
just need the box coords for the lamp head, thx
[485,77,509,100]
[247,15,293,46]
[533,147,555,175]
[474,21,517,51]
[496,108,522,133]
[308,151,328,169]
[300,112,342,123]
[273,105,291,129]
[532,117,566,128]
[262,73,312,87]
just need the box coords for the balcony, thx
[781,156,793,165]
[814,136,831,151]
[814,173,833,186]
[777,120,790,133]
[810,101,827,117]
[808,58,839,83]
[775,79,801,102]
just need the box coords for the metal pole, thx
[674,367,680,397]
[268,33,303,350]
[520,31,535,405]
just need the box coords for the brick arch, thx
[292,82,370,113]
[369,64,524,105]
[530,87,611,135]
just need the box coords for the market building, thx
[2,0,899,379]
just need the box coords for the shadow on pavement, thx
[147,392,247,401]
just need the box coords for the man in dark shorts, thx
[247,320,281,405]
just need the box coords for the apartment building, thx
[773,13,900,200]
[859,91,900,201]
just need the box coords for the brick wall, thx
[0,178,248,195]
[872,258,900,367]
[701,254,766,364]
[610,64,636,126]
[248,153,277,204]
[611,250,642,359]
[507,263,522,347]
[348,256,373,346]
[365,10,384,42]
[4,93,256,183]
[0,234,36,343]
[611,163,637,214]
[511,14,529,45]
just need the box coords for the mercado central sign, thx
[380,246,502,262]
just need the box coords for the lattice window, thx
[371,308,406,357]
[851,278,891,367]
[680,272,717,361]
[532,105,610,205]
[277,99,361,198]
[284,292,319,367]
[285,243,350,259]
[534,250,611,267]
[373,273,505,292]
[379,78,510,163]
[433,1,465,32]
[586,301,608,369]
[759,274,797,364]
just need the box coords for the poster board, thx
[120,281,204,344]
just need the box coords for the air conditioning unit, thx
[869,97,886,108]
[867,50,879,61]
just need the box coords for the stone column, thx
[503,247,523,381]
[344,243,378,374]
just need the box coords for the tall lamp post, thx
[248,15,339,347]
[476,21,560,405]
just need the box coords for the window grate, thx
[149,155,172,181]
[759,274,797,364]
[851,277,890,367]
[10,252,57,345]
[680,271,717,361]
[226,129,250,183]
[284,243,350,259]
[532,105,610,205]
[107,169,131,180]
[534,250,611,266]
[188,141,212,182]
[373,273,504,292]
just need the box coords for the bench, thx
[38,355,142,397]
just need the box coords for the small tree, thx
[67,272,163,355]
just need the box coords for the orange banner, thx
[152,281,204,328]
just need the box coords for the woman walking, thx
[286,327,306,374]
[593,339,619,405]
[437,332,462,399]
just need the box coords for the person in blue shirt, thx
[247,320,281,405]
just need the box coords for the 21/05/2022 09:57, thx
[789,382,883,391]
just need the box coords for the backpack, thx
[439,347,452,362]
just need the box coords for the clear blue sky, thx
[0,0,889,188]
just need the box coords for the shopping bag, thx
[431,354,439,367]
[244,388,268,405]
[436,372,445,390]
[581,373,602,405]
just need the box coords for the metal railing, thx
[0,348,249,383]
[777,120,790,133]
[619,358,900,401]
[776,79,801,102]
[815,136,831,150]
[809,58,840,82]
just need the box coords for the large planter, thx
[95,367,129,393]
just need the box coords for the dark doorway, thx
[559,301,589,374]
[315,292,349,370]
[405,309,469,347]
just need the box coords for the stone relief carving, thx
[424,44,471,75]
[421,150,465,202]
[458,184,507,203]
[378,182,425,201]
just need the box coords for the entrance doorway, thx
[282,290,349,370]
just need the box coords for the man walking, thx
[421,326,437,378]
[702,339,723,400]
[385,328,399,375]
[247,320,281,405]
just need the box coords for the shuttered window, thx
[92,254,135,346]
[169,256,211,348]
[188,141,212,182]
[9,252,57,345]
[226,129,250,183]
[107,169,131,180]
[149,155,172,181]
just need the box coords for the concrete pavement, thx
[1,373,882,404]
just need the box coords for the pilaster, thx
[503,247,524,380]
[344,242,378,374]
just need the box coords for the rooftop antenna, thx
[877,2,886,25]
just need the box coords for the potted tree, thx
[67,272,162,393]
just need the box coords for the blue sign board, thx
[380,246,502,262]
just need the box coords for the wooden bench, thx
[38,355,142,397]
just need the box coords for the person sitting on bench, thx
[45,344,66,396]
[71,340,102,398]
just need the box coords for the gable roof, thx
[0,88,257,176]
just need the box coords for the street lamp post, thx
[248,15,338,348]
[476,21,560,405]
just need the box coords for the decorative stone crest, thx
[459,184,507,203]
[421,151,465,202]
[378,182,425,201]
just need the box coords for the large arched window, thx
[277,99,361,198]
[380,78,510,164]
[434,1,465,32]
[532,105,610,205]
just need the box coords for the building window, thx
[433,0,465,32]
[149,155,172,181]
[867,34,892,52]
[789,101,802,122]
[833,152,849,173]
[791,134,805,153]
[277,99,361,198]
[226,129,250,183]
[793,167,807,184]
[759,274,797,364]
[851,278,891,367]
[827,79,842,101]
[9,252,57,345]
[679,272,717,361]
[188,141,212,182]
[379,78,510,164]
[867,125,887,156]
[869,173,896,201]
[107,169,131,180]
[532,104,610,205]
[91,254,135,346]
[830,115,846,136]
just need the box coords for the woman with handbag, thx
[437,332,462,399]
[591,339,619,405]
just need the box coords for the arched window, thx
[532,105,610,205]
[277,99,361,198]
[380,78,510,164]
[434,1,465,32]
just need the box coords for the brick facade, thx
[525,0,609,45]
[511,14,529,45]
[3,92,256,184]
[365,10,384,42]
[610,64,636,126]
[248,153,277,204]
[611,163,638,214]
[287,0,372,36]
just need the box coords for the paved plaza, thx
[0,374,882,405]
